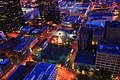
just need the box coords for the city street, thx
[56,67,76,80]
[1,55,33,80]
[1,65,17,80]
[67,41,78,69]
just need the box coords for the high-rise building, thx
[104,21,120,44]
[38,0,61,24]
[78,27,92,50]
[0,0,25,32]
[96,40,120,74]
[95,21,120,74]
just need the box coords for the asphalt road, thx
[56,66,76,80]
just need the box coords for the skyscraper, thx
[96,21,120,74]
[104,21,120,44]
[78,27,92,50]
[38,0,61,24]
[0,0,25,32]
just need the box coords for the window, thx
[105,66,109,68]
[97,61,100,63]
[97,53,101,56]
[116,65,120,67]
[111,64,115,66]
[101,62,105,64]
[97,56,101,58]
[105,68,108,70]
[115,67,119,70]
[96,64,100,66]
[106,63,110,65]
[110,66,114,69]
[102,60,105,62]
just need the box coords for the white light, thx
[71,49,74,53]
[57,31,64,37]
[58,36,62,44]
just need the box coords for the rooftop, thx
[13,36,36,52]
[86,21,105,28]
[112,0,120,2]
[106,21,120,28]
[0,37,18,51]
[71,8,87,13]
[8,65,35,80]
[0,36,37,53]
[75,50,95,66]
[21,25,48,34]
[24,62,56,80]
[31,29,41,34]
[21,26,34,33]
[0,58,9,65]
[74,3,89,8]
[62,16,81,24]
[89,11,113,20]
[97,40,120,55]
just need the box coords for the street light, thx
[58,35,62,44]
[57,31,63,44]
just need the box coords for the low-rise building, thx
[62,16,82,27]
[20,26,34,34]
[70,3,90,17]
[8,64,35,80]
[13,36,38,58]
[0,58,13,78]
[74,50,95,68]
[24,62,56,80]
[88,10,113,22]
[0,36,38,58]
[20,25,48,37]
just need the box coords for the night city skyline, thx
[0,0,120,80]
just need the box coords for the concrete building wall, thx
[96,51,120,73]
[106,27,120,43]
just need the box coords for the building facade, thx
[0,58,13,78]
[96,42,120,73]
[38,0,61,24]
[0,0,25,32]
[104,21,120,44]
[78,27,92,50]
